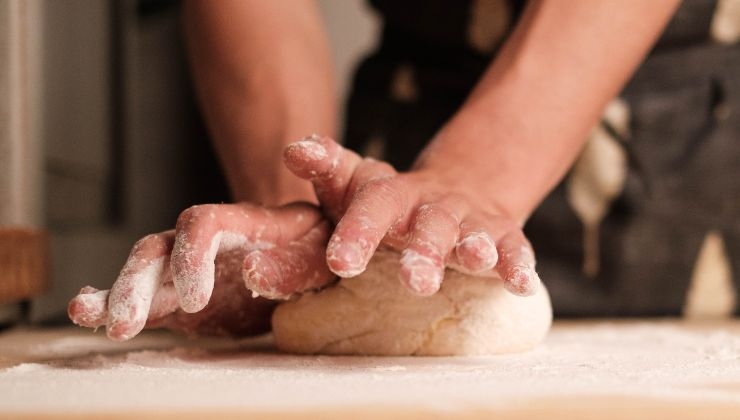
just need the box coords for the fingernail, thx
[243,251,285,299]
[291,139,328,161]
[68,291,107,327]
[327,237,366,277]
[505,265,539,296]
[107,321,139,342]
[457,232,498,270]
[400,250,443,296]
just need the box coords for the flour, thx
[107,257,165,337]
[2,322,740,413]
[398,248,443,294]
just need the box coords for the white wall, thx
[0,0,44,227]
[318,0,379,109]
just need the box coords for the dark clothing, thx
[345,0,525,170]
[538,41,740,316]
[343,0,740,316]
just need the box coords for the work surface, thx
[1,321,739,419]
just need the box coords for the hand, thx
[282,135,541,297]
[68,202,335,341]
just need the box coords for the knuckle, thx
[363,158,396,177]
[176,204,217,228]
[131,233,167,255]
[176,205,200,225]
[358,177,406,208]
[415,202,458,228]
[488,214,518,232]
[364,176,398,195]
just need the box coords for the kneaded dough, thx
[272,249,552,356]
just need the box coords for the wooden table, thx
[1,320,739,419]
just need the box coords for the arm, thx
[416,0,679,222]
[281,0,678,298]
[183,0,336,205]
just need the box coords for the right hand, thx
[282,136,541,297]
[68,202,335,341]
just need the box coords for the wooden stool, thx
[0,227,49,306]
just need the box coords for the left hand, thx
[280,135,541,297]
[68,202,334,340]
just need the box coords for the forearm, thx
[183,0,336,205]
[415,0,678,222]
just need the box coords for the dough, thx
[272,249,552,356]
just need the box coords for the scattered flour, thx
[1,321,740,413]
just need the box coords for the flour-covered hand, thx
[283,135,540,297]
[68,202,334,341]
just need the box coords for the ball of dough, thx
[272,249,552,356]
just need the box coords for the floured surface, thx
[1,321,740,415]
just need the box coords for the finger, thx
[243,221,334,299]
[68,283,180,332]
[450,219,499,275]
[68,286,109,328]
[135,283,180,331]
[283,135,367,219]
[400,201,464,296]
[171,202,322,313]
[327,177,412,277]
[107,232,173,341]
[496,231,540,296]
[284,136,399,216]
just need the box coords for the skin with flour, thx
[280,135,540,297]
[70,140,538,345]
[69,203,335,341]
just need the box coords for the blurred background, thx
[0,0,379,323]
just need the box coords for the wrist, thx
[411,115,536,224]
[231,166,316,206]
[407,165,524,225]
